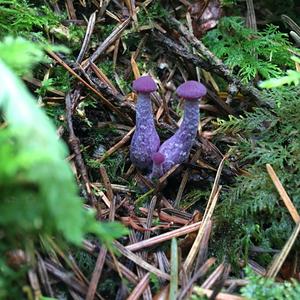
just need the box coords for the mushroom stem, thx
[158,101,199,172]
[157,80,207,174]
[135,93,156,129]
[174,100,199,148]
[130,75,160,170]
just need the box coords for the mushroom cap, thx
[133,75,157,93]
[152,152,165,165]
[176,80,207,100]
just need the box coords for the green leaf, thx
[0,58,127,245]
[0,36,44,74]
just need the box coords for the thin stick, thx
[175,149,201,207]
[193,287,245,300]
[99,166,114,201]
[114,241,170,280]
[88,18,131,65]
[266,164,300,223]
[126,273,150,300]
[266,222,300,278]
[168,18,262,103]
[47,50,132,124]
[126,221,202,252]
[98,127,135,162]
[76,11,97,63]
[85,247,107,300]
[178,258,216,300]
[184,186,221,272]
[65,92,97,207]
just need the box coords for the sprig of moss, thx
[214,86,300,266]
[203,17,295,83]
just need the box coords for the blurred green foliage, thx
[241,267,300,299]
[0,37,127,298]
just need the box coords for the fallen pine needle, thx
[266,164,300,223]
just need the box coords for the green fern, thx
[241,267,300,299]
[215,86,300,265]
[203,17,295,83]
[0,0,59,39]
[260,56,300,88]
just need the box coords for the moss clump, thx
[214,86,300,266]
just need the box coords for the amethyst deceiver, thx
[130,75,160,170]
[150,152,165,179]
[158,80,207,173]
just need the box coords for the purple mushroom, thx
[130,75,160,170]
[157,80,207,173]
[150,152,165,179]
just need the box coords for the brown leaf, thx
[189,0,222,37]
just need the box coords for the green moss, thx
[241,267,300,299]
[214,86,300,266]
[203,17,296,83]
[0,0,60,39]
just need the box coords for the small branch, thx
[87,18,131,66]
[266,164,300,223]
[126,273,150,300]
[76,11,97,64]
[114,241,171,280]
[85,247,107,300]
[266,222,300,278]
[126,221,202,252]
[65,92,98,207]
[154,22,262,103]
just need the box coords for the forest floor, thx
[1,0,300,299]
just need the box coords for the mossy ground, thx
[1,0,300,298]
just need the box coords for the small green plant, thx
[138,2,168,26]
[259,56,300,89]
[0,37,127,298]
[0,36,44,75]
[0,0,60,39]
[203,17,295,83]
[241,267,300,299]
[214,86,300,266]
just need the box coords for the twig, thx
[45,261,88,296]
[85,247,107,300]
[266,222,300,278]
[98,127,135,162]
[86,194,116,300]
[195,221,212,270]
[129,230,152,300]
[178,258,216,300]
[126,273,150,300]
[87,18,131,66]
[36,253,54,297]
[154,25,262,103]
[170,18,262,101]
[126,221,202,252]
[184,154,228,272]
[47,50,133,124]
[266,164,300,223]
[192,286,245,300]
[76,11,97,64]
[99,166,114,201]
[114,241,171,280]
[65,0,77,19]
[65,92,98,207]
[175,149,201,207]
[202,262,230,300]
[246,0,257,31]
